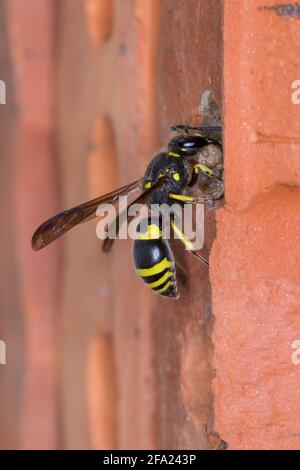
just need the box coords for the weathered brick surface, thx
[57,0,222,450]
[2,0,299,451]
[0,0,223,450]
[212,0,300,450]
[3,0,60,450]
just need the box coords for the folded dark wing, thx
[31,178,143,251]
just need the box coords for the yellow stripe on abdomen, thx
[136,257,172,277]
[148,270,173,289]
[156,280,174,294]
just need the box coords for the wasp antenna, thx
[171,124,222,133]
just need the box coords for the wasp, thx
[32,124,223,299]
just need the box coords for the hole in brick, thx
[88,115,118,199]
[84,0,114,48]
[86,333,117,449]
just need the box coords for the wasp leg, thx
[188,169,198,187]
[168,193,205,204]
[188,163,201,187]
[170,218,209,268]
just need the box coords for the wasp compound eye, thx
[168,135,209,155]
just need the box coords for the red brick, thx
[212,0,300,449]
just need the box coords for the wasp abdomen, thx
[133,219,178,298]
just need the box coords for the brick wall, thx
[0,0,299,451]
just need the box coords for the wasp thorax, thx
[142,152,188,206]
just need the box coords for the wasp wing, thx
[102,175,168,252]
[32,178,143,251]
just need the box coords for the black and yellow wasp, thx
[32,124,223,299]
